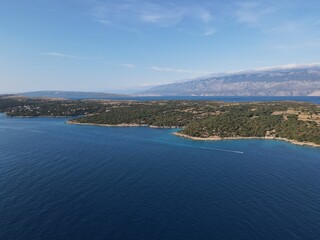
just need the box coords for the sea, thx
[0,96,320,240]
[109,96,320,104]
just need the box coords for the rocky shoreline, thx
[173,132,320,148]
[67,120,179,129]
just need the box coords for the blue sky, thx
[1,0,320,93]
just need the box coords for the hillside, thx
[141,65,320,96]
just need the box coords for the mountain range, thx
[141,64,320,96]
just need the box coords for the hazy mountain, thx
[141,64,320,96]
[18,91,126,99]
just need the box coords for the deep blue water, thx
[0,114,320,240]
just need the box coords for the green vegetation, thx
[1,95,319,145]
[74,101,208,127]
[0,95,107,117]
[183,104,320,144]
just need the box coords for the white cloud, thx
[42,52,76,58]
[252,63,320,72]
[151,66,211,75]
[121,63,136,68]
[106,62,137,68]
[189,62,320,80]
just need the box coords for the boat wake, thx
[198,147,244,154]
[150,139,244,155]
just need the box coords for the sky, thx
[1,0,320,93]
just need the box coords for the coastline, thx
[173,132,320,148]
[67,120,320,148]
[2,113,71,118]
[67,120,179,129]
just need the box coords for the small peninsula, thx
[1,95,320,147]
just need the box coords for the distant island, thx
[17,91,127,99]
[1,95,319,147]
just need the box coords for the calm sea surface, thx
[0,114,320,240]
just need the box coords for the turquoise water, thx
[0,114,320,240]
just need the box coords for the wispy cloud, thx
[234,1,276,27]
[232,0,320,53]
[234,1,320,34]
[151,66,211,75]
[89,0,215,35]
[203,28,216,36]
[93,18,111,26]
[106,62,137,68]
[198,9,213,23]
[40,51,104,61]
[41,52,136,69]
[41,52,76,59]
[91,1,181,27]
[121,63,136,68]
[89,0,320,40]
